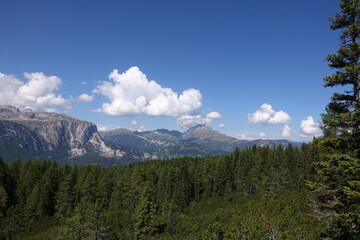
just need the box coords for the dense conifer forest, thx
[0,144,327,239]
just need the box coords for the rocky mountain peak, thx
[187,123,212,132]
[182,123,220,139]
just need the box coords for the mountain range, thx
[0,106,302,166]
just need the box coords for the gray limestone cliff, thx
[0,106,125,162]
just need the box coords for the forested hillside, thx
[0,144,327,239]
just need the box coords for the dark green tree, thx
[322,0,360,150]
[7,158,21,205]
[308,1,360,239]
[56,166,78,218]
[2,204,26,240]
[173,165,192,211]
[25,162,60,221]
[85,200,109,240]
[59,199,89,240]
[134,181,158,240]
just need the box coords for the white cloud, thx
[45,108,59,113]
[0,72,70,111]
[134,125,146,132]
[238,134,247,140]
[177,111,222,128]
[93,66,202,116]
[281,125,293,138]
[77,93,93,103]
[206,111,222,119]
[237,133,254,140]
[80,81,88,85]
[301,116,320,135]
[177,114,211,128]
[300,133,311,139]
[259,132,266,138]
[218,123,225,128]
[97,125,108,132]
[248,103,291,125]
[130,120,146,132]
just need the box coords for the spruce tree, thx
[134,181,158,240]
[309,1,360,239]
[56,167,78,218]
[322,0,360,153]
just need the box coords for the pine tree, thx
[308,1,360,238]
[25,163,60,220]
[3,204,26,240]
[86,200,109,240]
[173,165,192,211]
[134,181,158,240]
[7,158,21,206]
[56,166,78,218]
[60,199,89,240]
[322,0,360,153]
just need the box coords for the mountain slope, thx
[0,106,127,164]
[182,123,233,141]
[134,129,181,149]
[103,123,302,156]
[154,142,227,159]
[181,123,243,152]
[100,128,157,151]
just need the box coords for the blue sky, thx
[0,0,341,141]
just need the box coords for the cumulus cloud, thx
[93,67,202,116]
[176,114,211,128]
[77,94,94,103]
[218,123,225,128]
[248,103,291,125]
[237,133,254,140]
[130,120,138,126]
[176,111,222,128]
[301,116,320,135]
[206,111,222,119]
[281,125,293,138]
[130,120,146,132]
[45,108,59,113]
[134,125,146,132]
[238,134,247,140]
[97,125,108,132]
[259,132,266,138]
[0,72,70,110]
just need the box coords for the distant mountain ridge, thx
[0,106,302,165]
[103,123,302,157]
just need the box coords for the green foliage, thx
[0,144,323,239]
[309,1,360,239]
[55,167,78,218]
[202,222,224,240]
[134,181,158,239]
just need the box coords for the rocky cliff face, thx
[0,106,125,161]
